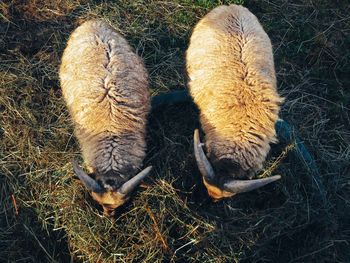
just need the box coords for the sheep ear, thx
[72,160,104,193]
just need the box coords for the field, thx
[1,0,349,262]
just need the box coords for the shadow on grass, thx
[145,100,334,262]
[1,0,349,261]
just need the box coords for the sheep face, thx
[91,191,127,217]
[203,159,249,199]
[194,129,281,200]
[73,161,152,216]
[202,178,236,200]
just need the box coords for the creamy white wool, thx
[186,5,283,177]
[60,20,150,187]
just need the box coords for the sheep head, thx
[72,160,152,216]
[193,129,280,200]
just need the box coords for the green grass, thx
[1,0,349,262]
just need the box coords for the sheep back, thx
[60,20,150,181]
[186,5,283,174]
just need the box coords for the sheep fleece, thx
[60,20,150,180]
[186,5,283,174]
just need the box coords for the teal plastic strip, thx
[151,90,192,109]
[276,120,326,201]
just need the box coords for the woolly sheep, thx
[59,20,152,216]
[186,5,283,199]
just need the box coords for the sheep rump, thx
[186,5,284,180]
[60,20,150,189]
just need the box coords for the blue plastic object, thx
[275,120,326,201]
[151,90,192,109]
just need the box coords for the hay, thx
[20,141,312,263]
[1,0,349,262]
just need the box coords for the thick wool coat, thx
[60,20,150,189]
[187,5,283,178]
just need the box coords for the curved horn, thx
[72,160,104,193]
[223,175,281,194]
[118,166,152,195]
[193,129,215,180]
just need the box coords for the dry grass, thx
[1,0,349,262]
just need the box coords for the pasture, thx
[0,0,349,262]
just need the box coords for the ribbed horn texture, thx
[193,129,215,180]
[72,160,104,193]
[223,175,281,194]
[118,166,152,195]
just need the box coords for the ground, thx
[0,0,349,262]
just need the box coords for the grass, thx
[1,0,349,262]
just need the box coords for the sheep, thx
[59,20,152,216]
[186,5,284,200]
